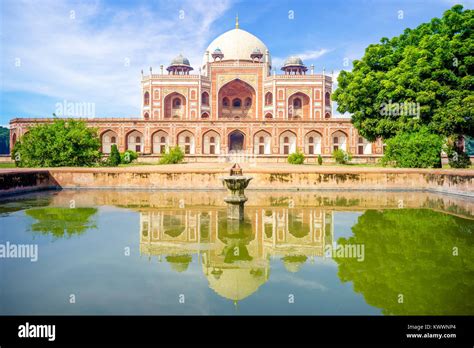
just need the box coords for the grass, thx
[0,162,16,168]
[118,162,157,167]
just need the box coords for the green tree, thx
[12,119,101,167]
[333,5,473,142]
[332,149,352,164]
[26,207,97,238]
[0,126,9,154]
[382,127,443,167]
[120,149,138,164]
[159,145,184,164]
[334,209,474,315]
[107,144,121,166]
[287,150,305,164]
[445,137,471,168]
[165,255,193,273]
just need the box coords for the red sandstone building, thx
[10,23,384,162]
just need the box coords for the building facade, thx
[9,23,384,162]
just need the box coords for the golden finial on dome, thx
[235,14,239,29]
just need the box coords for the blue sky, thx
[0,0,472,126]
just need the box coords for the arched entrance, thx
[228,130,245,152]
[218,79,256,119]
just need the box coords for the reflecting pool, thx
[1,190,473,315]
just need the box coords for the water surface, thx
[1,189,473,315]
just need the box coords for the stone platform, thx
[0,163,473,198]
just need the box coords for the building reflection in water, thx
[139,207,333,303]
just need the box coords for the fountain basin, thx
[221,175,253,220]
[220,176,253,194]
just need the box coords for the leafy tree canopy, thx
[106,144,121,166]
[382,127,444,167]
[334,209,474,315]
[26,207,97,238]
[0,126,9,154]
[159,145,184,165]
[333,5,473,141]
[12,119,101,167]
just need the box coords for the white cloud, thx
[298,48,331,61]
[272,48,330,70]
[1,0,233,117]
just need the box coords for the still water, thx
[1,189,473,315]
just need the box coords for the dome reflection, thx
[139,206,334,302]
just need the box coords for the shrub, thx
[317,154,323,165]
[120,150,138,164]
[381,128,443,168]
[107,145,121,166]
[287,150,305,165]
[333,149,352,164]
[159,145,184,164]
[446,147,471,168]
[12,119,101,167]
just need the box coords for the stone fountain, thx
[221,164,253,220]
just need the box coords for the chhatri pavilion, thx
[9,19,384,162]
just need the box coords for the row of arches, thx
[145,90,331,109]
[144,79,332,119]
[101,129,371,155]
[221,97,252,108]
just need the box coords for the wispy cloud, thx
[272,48,330,70]
[270,272,328,291]
[1,0,233,117]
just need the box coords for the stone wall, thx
[0,170,58,196]
[1,167,472,198]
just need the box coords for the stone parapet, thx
[1,165,473,198]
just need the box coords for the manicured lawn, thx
[0,163,16,168]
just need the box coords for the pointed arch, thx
[101,129,118,154]
[202,130,221,155]
[304,130,322,155]
[287,92,310,119]
[177,130,195,155]
[228,129,246,152]
[152,130,169,154]
[126,130,144,152]
[201,91,209,106]
[332,130,348,152]
[143,91,150,106]
[254,130,271,155]
[265,91,273,106]
[357,135,372,155]
[280,130,297,155]
[164,92,187,118]
[218,78,256,119]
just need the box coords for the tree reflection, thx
[26,207,97,238]
[165,254,193,273]
[282,255,308,273]
[334,209,474,315]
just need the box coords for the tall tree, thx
[12,119,101,167]
[335,209,474,315]
[0,126,9,154]
[333,5,473,142]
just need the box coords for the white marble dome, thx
[202,28,271,66]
